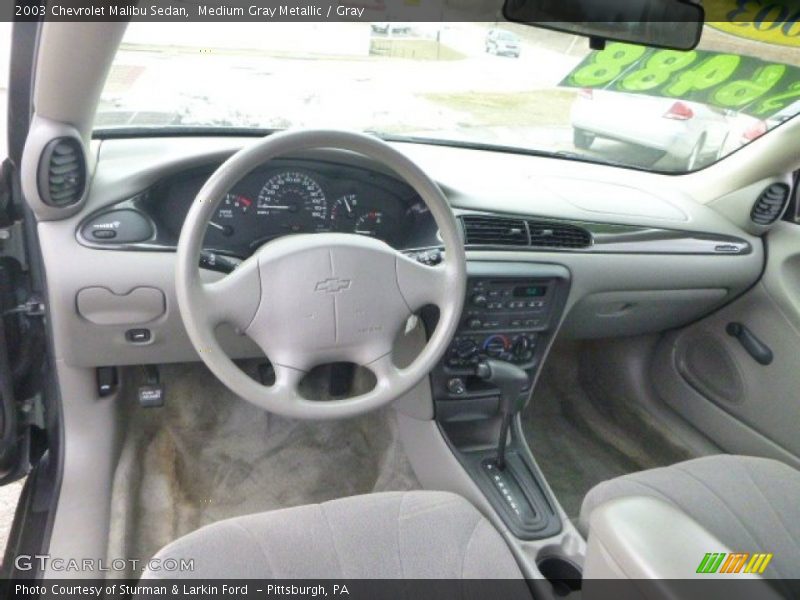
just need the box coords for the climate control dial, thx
[483,334,510,358]
[511,334,535,362]
[453,338,478,359]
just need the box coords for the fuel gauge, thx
[354,209,389,238]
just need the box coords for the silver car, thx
[571,88,733,169]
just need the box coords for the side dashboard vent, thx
[527,220,592,249]
[461,215,528,246]
[751,183,790,226]
[37,137,86,207]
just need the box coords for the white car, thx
[739,99,800,147]
[571,88,733,169]
[485,29,521,58]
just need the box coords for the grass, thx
[420,89,576,127]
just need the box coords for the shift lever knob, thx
[475,359,529,470]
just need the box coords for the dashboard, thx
[78,160,439,258]
[50,136,767,369]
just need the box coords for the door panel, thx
[652,220,800,466]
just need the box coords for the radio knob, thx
[472,294,488,307]
[467,318,482,329]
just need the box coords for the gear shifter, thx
[475,359,530,470]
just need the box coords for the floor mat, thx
[522,343,695,523]
[106,363,420,575]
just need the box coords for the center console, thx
[430,261,571,540]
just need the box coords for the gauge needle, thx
[209,221,233,236]
[343,197,352,213]
[266,205,293,210]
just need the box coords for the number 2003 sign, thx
[560,42,800,118]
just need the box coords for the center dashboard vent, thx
[461,214,592,249]
[527,220,593,249]
[37,137,86,207]
[461,215,528,246]
[750,183,790,226]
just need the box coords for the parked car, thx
[485,28,521,58]
[739,99,800,146]
[570,88,733,169]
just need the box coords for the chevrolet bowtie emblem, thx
[314,277,352,293]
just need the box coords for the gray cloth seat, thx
[144,490,523,579]
[580,454,800,595]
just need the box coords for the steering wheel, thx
[175,130,466,419]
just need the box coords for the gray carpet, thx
[522,342,695,523]
[106,363,420,576]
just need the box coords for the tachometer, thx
[256,171,328,231]
[330,194,359,230]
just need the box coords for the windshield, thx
[96,22,800,173]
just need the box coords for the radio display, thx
[513,285,547,298]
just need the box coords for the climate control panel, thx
[446,332,537,369]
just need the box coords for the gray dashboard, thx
[36,136,764,367]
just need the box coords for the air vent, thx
[461,215,528,246]
[751,183,790,226]
[37,137,86,207]
[527,220,592,249]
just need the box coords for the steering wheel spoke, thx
[366,352,400,387]
[270,363,307,397]
[200,257,261,331]
[396,253,450,312]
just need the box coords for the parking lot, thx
[101,22,682,166]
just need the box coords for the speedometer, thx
[256,172,328,232]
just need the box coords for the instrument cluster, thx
[150,160,438,258]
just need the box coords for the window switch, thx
[126,328,151,343]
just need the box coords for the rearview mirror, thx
[502,0,704,50]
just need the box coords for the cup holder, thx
[537,556,583,596]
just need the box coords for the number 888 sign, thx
[561,42,800,117]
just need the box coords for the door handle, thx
[726,322,773,366]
